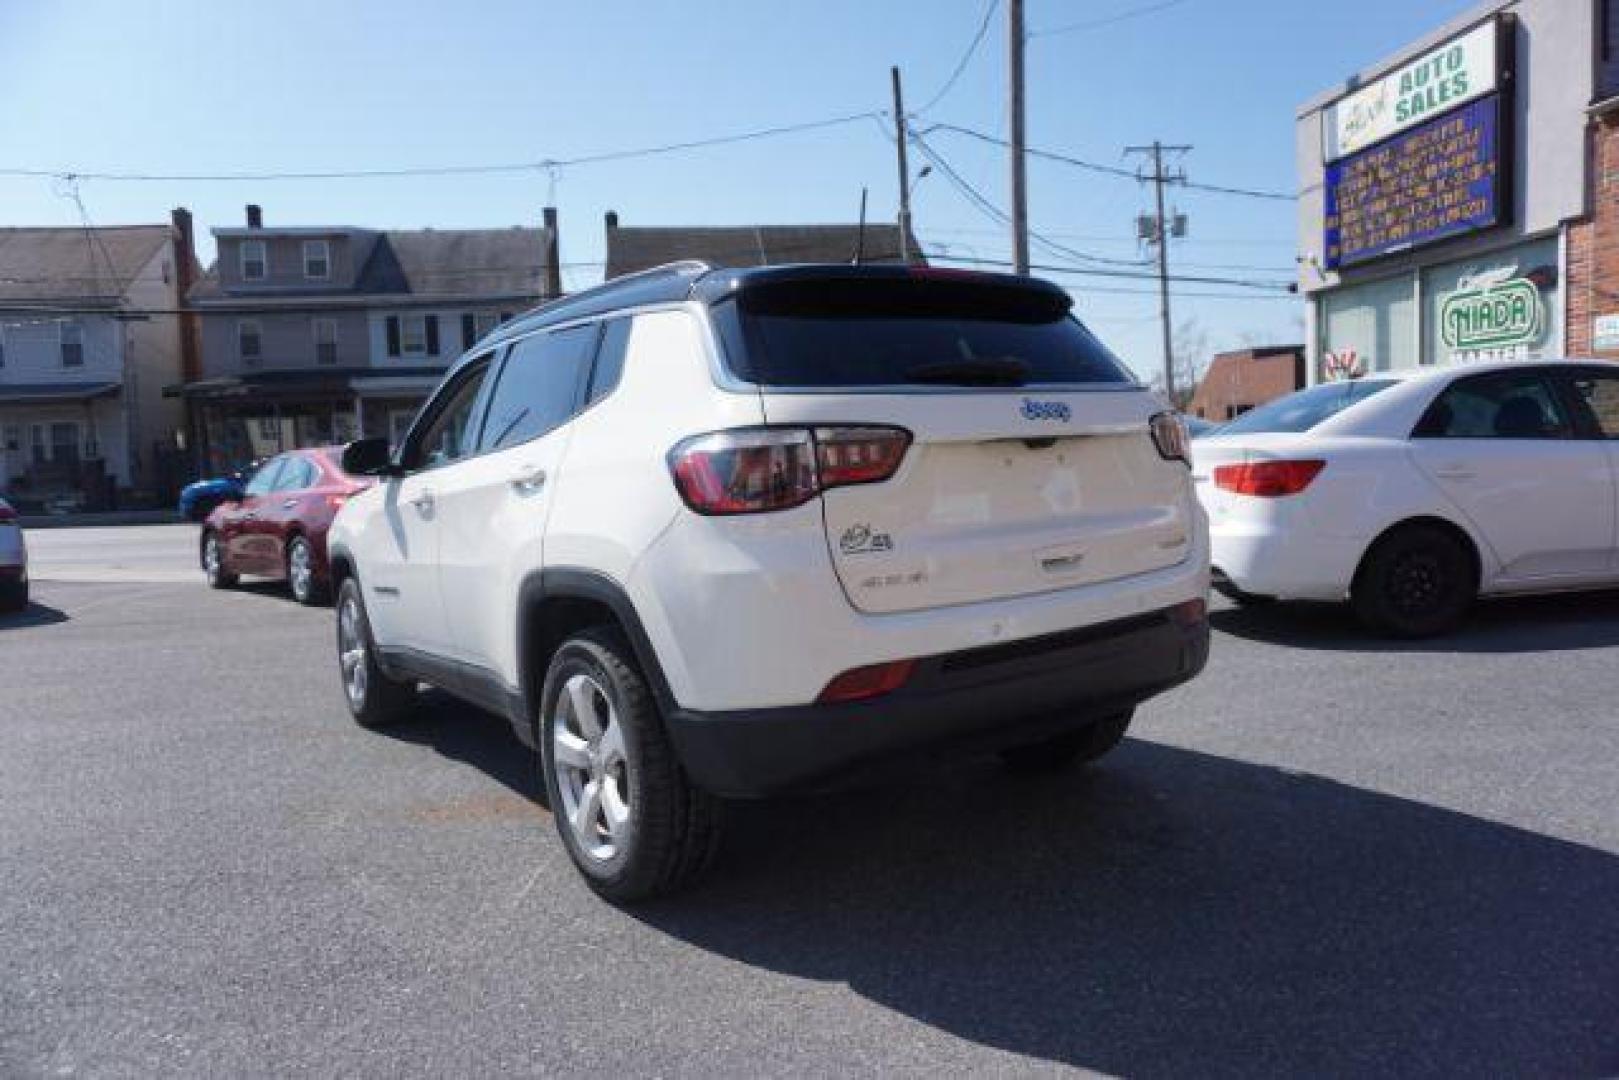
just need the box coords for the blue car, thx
[177,463,256,522]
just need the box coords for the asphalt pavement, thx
[1,528,1615,1076]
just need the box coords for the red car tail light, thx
[816,658,917,704]
[0,501,15,523]
[1212,460,1326,497]
[668,426,910,516]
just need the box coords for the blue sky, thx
[0,0,1478,380]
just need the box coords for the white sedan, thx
[0,495,27,612]
[1194,359,1619,636]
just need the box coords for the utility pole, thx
[1008,0,1029,274]
[891,66,912,264]
[1125,141,1190,404]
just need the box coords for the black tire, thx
[1213,580,1277,606]
[999,710,1135,774]
[335,576,415,728]
[1351,524,1475,638]
[201,531,236,589]
[286,536,326,606]
[539,627,721,902]
[0,578,26,613]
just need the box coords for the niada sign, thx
[1324,19,1501,162]
[1439,274,1543,353]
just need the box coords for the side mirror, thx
[341,437,398,477]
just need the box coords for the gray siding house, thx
[0,212,196,509]
[180,205,561,471]
[602,212,923,278]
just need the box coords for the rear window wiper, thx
[902,357,1030,387]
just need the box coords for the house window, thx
[239,320,263,365]
[304,240,330,280]
[0,327,6,368]
[401,314,427,355]
[475,312,499,339]
[241,240,267,281]
[60,321,84,367]
[313,318,338,364]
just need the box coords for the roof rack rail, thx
[486,260,717,343]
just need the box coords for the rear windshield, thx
[1217,379,1396,435]
[713,278,1134,388]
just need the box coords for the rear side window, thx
[1565,369,1619,437]
[275,457,316,491]
[1414,371,1571,439]
[479,324,599,452]
[713,277,1132,388]
[244,457,285,496]
[1218,379,1395,435]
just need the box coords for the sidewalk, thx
[18,510,183,530]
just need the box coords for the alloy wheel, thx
[289,540,313,601]
[551,673,633,863]
[204,536,222,584]
[337,592,369,709]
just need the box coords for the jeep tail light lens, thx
[1213,460,1326,497]
[817,658,916,704]
[669,426,909,516]
[1149,412,1190,464]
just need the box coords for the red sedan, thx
[200,447,372,605]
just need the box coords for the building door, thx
[50,422,80,465]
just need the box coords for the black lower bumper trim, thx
[666,604,1209,797]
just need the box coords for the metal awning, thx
[166,366,445,400]
[0,381,121,405]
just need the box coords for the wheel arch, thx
[516,569,678,745]
[1353,514,1485,595]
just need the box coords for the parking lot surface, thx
[3,531,1616,1076]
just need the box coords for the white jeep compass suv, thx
[328,262,1210,900]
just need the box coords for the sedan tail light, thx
[0,501,15,523]
[1213,460,1326,497]
[668,426,910,516]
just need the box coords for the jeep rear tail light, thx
[817,658,917,704]
[1212,460,1326,497]
[1149,412,1190,464]
[668,426,909,516]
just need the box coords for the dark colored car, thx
[200,447,371,605]
[177,460,262,522]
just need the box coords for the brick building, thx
[1296,0,1619,381]
[1186,346,1304,421]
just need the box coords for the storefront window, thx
[1319,274,1417,376]
[1421,236,1560,367]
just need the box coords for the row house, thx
[0,213,196,510]
[178,204,561,472]
[601,211,921,276]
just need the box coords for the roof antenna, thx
[852,187,868,265]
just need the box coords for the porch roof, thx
[0,382,120,405]
[165,367,444,399]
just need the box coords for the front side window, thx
[241,240,267,281]
[1414,371,1572,439]
[245,456,285,496]
[407,362,490,470]
[478,324,599,453]
[238,320,263,364]
[313,318,338,364]
[715,277,1134,388]
[59,321,83,367]
[303,240,330,280]
[1565,369,1619,438]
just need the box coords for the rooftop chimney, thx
[245,204,262,229]
[542,206,563,299]
[605,210,619,231]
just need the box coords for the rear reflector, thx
[1212,460,1326,497]
[816,659,917,704]
[1169,597,1207,628]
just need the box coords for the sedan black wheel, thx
[1352,524,1475,638]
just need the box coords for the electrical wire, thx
[916,0,1000,115]
[1029,0,1191,38]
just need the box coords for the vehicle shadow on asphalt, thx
[0,601,69,630]
[632,741,1619,1076]
[376,688,540,800]
[1212,589,1619,653]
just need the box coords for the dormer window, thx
[304,240,330,280]
[60,321,84,367]
[238,320,263,364]
[241,240,267,281]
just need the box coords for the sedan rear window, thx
[713,277,1134,388]
[1217,379,1396,435]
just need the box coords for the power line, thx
[917,0,1000,115]
[0,111,882,183]
[924,253,1299,300]
[927,122,1295,201]
[1029,0,1191,38]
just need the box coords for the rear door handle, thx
[243,511,258,521]
[510,465,547,494]
[281,499,299,510]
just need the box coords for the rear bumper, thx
[666,603,1209,797]
[1209,519,1364,601]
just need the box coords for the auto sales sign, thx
[1323,19,1501,162]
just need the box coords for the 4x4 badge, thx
[839,524,894,555]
